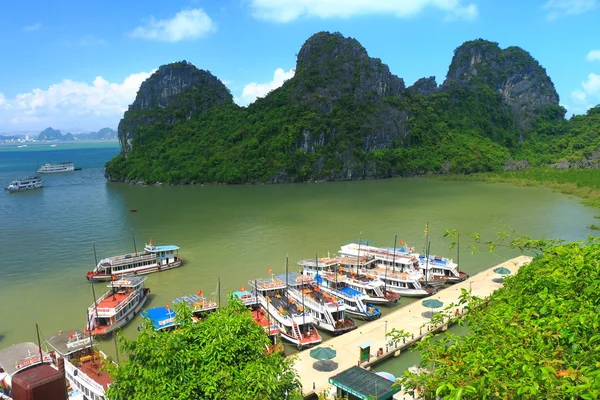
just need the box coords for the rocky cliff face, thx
[442,39,560,135]
[118,61,232,153]
[276,32,410,178]
[290,32,405,111]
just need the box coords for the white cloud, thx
[586,49,600,62]
[23,23,41,32]
[570,72,600,115]
[250,0,478,22]
[235,68,295,106]
[130,8,216,42]
[543,0,596,20]
[0,71,155,131]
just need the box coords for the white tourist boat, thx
[4,176,43,192]
[172,292,218,321]
[338,244,435,297]
[298,257,400,305]
[340,242,467,285]
[277,272,356,335]
[85,276,150,337]
[0,342,53,394]
[233,290,284,354]
[314,272,381,320]
[249,272,322,349]
[46,330,112,400]
[36,161,75,174]
[86,239,182,281]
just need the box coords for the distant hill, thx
[105,32,598,185]
[38,127,74,141]
[75,127,117,140]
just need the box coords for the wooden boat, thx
[85,276,150,336]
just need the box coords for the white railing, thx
[65,359,105,398]
[89,291,138,316]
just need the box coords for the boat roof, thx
[233,291,258,305]
[250,276,286,290]
[141,307,177,331]
[274,272,312,287]
[0,342,51,376]
[45,330,93,356]
[144,244,179,252]
[107,275,146,288]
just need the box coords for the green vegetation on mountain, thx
[106,295,301,400]
[400,237,600,399]
[104,32,599,185]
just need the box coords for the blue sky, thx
[0,0,599,132]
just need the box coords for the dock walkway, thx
[292,255,532,398]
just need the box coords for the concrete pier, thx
[291,255,532,398]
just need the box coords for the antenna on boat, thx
[217,277,221,309]
[93,241,98,267]
[301,262,306,328]
[315,253,322,307]
[132,230,137,254]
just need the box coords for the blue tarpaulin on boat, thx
[141,307,177,331]
[340,286,362,297]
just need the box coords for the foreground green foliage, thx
[106,296,301,400]
[401,237,600,399]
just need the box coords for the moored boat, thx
[249,270,321,349]
[45,330,111,400]
[276,272,356,335]
[36,161,75,174]
[86,239,182,281]
[85,276,150,337]
[0,342,53,393]
[141,306,178,331]
[4,176,43,192]
[314,272,381,320]
[299,257,399,305]
[172,291,218,321]
[233,290,284,354]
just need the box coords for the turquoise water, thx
[0,142,597,366]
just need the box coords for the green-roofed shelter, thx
[328,366,401,400]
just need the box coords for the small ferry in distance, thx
[85,276,150,337]
[36,161,75,174]
[86,239,182,281]
[4,176,43,192]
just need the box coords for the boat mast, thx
[285,257,289,310]
[425,241,431,284]
[90,242,101,332]
[132,230,137,254]
[387,235,397,294]
[35,323,43,365]
[217,277,221,308]
[254,279,259,320]
[356,233,362,275]
[457,232,460,272]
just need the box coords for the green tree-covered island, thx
[105,31,599,186]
